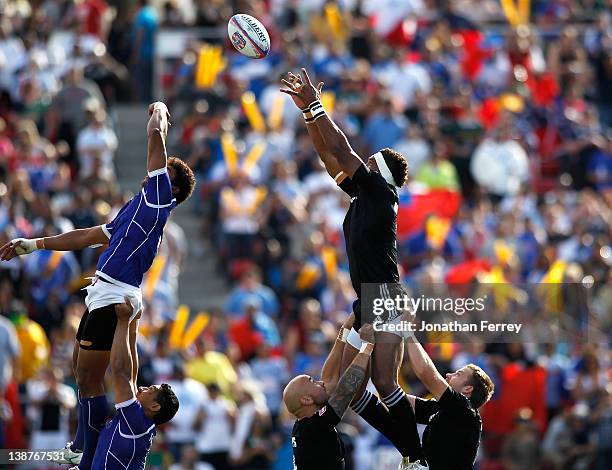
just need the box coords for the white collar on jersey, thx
[373,152,398,187]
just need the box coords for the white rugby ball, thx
[227,14,270,59]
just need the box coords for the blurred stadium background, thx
[0,0,610,469]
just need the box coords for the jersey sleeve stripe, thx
[140,188,175,208]
[118,423,155,439]
[147,167,168,177]
[115,397,137,409]
[101,224,112,239]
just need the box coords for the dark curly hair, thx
[152,383,179,425]
[380,148,409,187]
[167,156,196,205]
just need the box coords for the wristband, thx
[302,100,326,123]
[359,342,374,356]
[334,171,344,183]
[35,238,45,250]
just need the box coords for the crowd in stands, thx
[0,0,610,469]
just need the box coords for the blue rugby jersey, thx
[91,397,156,470]
[96,168,176,288]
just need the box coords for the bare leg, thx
[370,331,424,462]
[75,349,110,398]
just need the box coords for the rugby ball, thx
[227,14,270,59]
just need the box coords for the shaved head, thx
[283,375,329,417]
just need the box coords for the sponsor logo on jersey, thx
[318,405,327,416]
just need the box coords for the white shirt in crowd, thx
[195,396,234,454]
[165,378,209,445]
[76,123,118,180]
[27,379,77,450]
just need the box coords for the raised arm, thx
[128,313,141,386]
[111,298,139,403]
[147,102,171,173]
[406,340,449,400]
[0,226,109,261]
[280,69,364,178]
[320,314,354,390]
[281,73,344,179]
[327,324,374,419]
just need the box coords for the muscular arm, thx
[43,226,109,250]
[0,226,109,261]
[406,341,449,400]
[305,121,344,179]
[129,319,139,386]
[320,330,347,392]
[111,305,136,402]
[312,113,364,178]
[328,344,372,418]
[147,102,170,173]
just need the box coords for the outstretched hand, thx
[280,68,323,110]
[0,238,36,261]
[148,102,172,128]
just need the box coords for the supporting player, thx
[281,70,422,465]
[402,338,494,469]
[77,297,179,470]
[283,319,375,470]
[0,101,195,468]
[349,332,494,469]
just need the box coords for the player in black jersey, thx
[281,70,423,466]
[283,317,375,470]
[351,331,494,469]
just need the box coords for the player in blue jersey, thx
[78,297,179,470]
[0,101,195,468]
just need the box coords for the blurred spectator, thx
[249,343,289,418]
[186,337,237,395]
[194,383,235,470]
[501,408,541,470]
[225,266,279,318]
[131,0,158,102]
[76,106,117,181]
[26,366,77,451]
[166,362,209,462]
[228,296,280,362]
[45,67,105,166]
[362,94,408,153]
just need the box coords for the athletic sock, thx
[70,393,84,453]
[382,387,425,463]
[79,395,109,470]
[352,390,423,460]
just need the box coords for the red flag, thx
[397,187,462,240]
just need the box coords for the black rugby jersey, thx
[415,387,483,470]
[291,405,344,470]
[339,165,400,303]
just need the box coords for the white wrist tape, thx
[360,342,374,355]
[303,100,326,123]
[346,327,364,350]
[14,238,39,255]
[334,171,345,183]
